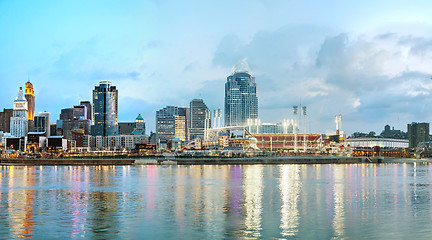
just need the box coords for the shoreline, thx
[1,156,429,166]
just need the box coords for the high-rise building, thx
[0,108,13,132]
[189,99,210,140]
[10,87,28,137]
[156,106,189,145]
[92,81,118,136]
[34,112,51,137]
[60,108,74,121]
[25,81,35,132]
[224,60,258,127]
[37,112,50,136]
[73,105,87,120]
[80,101,92,121]
[407,122,429,148]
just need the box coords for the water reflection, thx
[1,164,432,239]
[243,166,263,238]
[279,165,300,237]
[332,166,345,239]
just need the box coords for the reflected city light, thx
[0,164,431,239]
[333,166,345,238]
[243,165,263,238]
[279,165,300,237]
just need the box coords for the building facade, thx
[10,87,29,137]
[225,60,258,127]
[407,122,430,148]
[156,106,189,145]
[92,81,118,136]
[25,81,35,132]
[0,108,13,133]
[80,101,92,121]
[189,99,210,140]
[34,112,51,137]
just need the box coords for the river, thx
[0,163,431,239]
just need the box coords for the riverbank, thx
[1,156,428,166]
[0,158,135,165]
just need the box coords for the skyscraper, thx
[80,101,92,121]
[34,112,51,137]
[92,81,118,136]
[156,106,189,145]
[0,108,13,132]
[189,99,210,140]
[224,60,258,127]
[10,87,28,137]
[25,81,35,132]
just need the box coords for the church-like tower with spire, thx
[10,87,28,137]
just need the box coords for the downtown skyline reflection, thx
[1,164,432,239]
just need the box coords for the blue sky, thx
[2,0,432,134]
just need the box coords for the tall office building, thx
[34,112,51,137]
[0,108,13,132]
[80,101,92,121]
[10,87,28,137]
[407,122,430,148]
[189,99,210,140]
[92,81,118,136]
[156,106,189,145]
[224,60,258,126]
[25,81,35,132]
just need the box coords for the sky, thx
[2,0,432,135]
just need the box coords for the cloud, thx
[211,25,432,133]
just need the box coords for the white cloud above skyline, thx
[1,0,432,134]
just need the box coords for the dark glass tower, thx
[92,81,118,136]
[224,60,258,126]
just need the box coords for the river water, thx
[0,163,431,239]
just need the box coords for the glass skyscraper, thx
[92,81,118,136]
[224,60,258,126]
[189,99,210,140]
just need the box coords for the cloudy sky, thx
[1,0,432,135]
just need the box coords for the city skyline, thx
[2,1,432,134]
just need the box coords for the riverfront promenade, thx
[2,156,429,166]
[1,156,363,165]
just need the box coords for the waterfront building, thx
[156,106,189,146]
[224,60,258,127]
[407,122,430,148]
[0,108,13,132]
[26,132,47,152]
[25,81,35,132]
[189,99,210,140]
[34,112,51,137]
[345,138,409,148]
[92,81,118,136]
[10,87,28,137]
[85,134,149,151]
[253,133,322,151]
